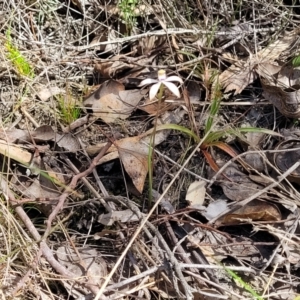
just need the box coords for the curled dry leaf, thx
[261,78,300,118]
[274,139,300,184]
[216,199,281,226]
[260,64,300,118]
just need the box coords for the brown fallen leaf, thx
[115,135,149,193]
[32,125,56,141]
[84,80,144,123]
[0,128,30,143]
[261,78,300,118]
[216,199,281,226]
[260,64,300,118]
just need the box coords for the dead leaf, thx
[32,125,56,141]
[220,165,263,201]
[84,80,124,106]
[244,152,266,172]
[84,80,143,123]
[89,110,184,192]
[202,200,228,220]
[56,246,107,298]
[274,139,300,183]
[186,180,206,208]
[98,209,144,225]
[95,55,132,77]
[262,79,300,118]
[37,86,64,101]
[56,133,80,152]
[92,91,142,123]
[219,60,258,94]
[259,64,300,118]
[137,35,166,55]
[115,136,149,193]
[216,199,281,226]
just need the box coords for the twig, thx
[179,264,255,273]
[105,266,159,291]
[20,27,278,52]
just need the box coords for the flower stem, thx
[148,84,164,208]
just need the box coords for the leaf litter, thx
[2,1,300,299]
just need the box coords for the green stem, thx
[148,85,164,208]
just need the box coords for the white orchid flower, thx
[139,69,183,100]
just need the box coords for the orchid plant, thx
[139,70,184,206]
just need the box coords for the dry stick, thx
[105,266,158,291]
[259,213,300,279]
[179,264,255,273]
[20,27,277,51]
[94,131,215,300]
[43,139,112,239]
[0,177,103,297]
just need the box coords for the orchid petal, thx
[164,76,183,84]
[139,78,158,87]
[162,81,180,98]
[149,82,161,100]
